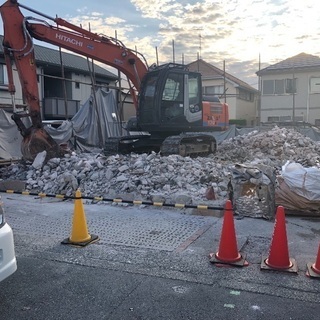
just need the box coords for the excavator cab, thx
[138,64,203,134]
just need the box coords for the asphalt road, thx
[0,193,320,320]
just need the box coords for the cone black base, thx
[61,234,99,247]
[306,262,320,278]
[209,252,249,267]
[260,255,298,273]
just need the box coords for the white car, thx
[0,197,17,282]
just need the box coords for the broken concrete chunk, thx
[32,151,47,170]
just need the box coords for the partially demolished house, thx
[0,35,118,120]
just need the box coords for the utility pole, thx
[155,46,159,66]
[292,67,295,128]
[223,60,226,103]
[193,27,203,60]
[258,53,261,126]
[172,40,175,63]
[199,34,202,59]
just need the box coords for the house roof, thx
[187,59,258,93]
[0,35,118,81]
[257,53,320,75]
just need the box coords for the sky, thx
[2,0,320,88]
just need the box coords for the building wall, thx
[201,78,257,125]
[0,64,42,109]
[201,78,237,118]
[235,93,257,126]
[260,70,320,124]
[71,72,93,105]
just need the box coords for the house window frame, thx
[262,80,274,95]
[203,85,224,96]
[310,77,320,93]
[274,79,285,94]
[238,88,253,101]
[262,78,297,95]
[285,78,297,94]
[0,64,9,86]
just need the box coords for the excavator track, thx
[104,136,143,155]
[104,135,161,155]
[160,133,217,157]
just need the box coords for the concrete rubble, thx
[1,126,320,208]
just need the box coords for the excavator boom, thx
[0,0,148,161]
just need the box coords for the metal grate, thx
[7,208,212,251]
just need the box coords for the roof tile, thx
[257,53,320,75]
[187,59,257,92]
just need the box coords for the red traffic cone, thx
[261,206,297,273]
[306,243,320,278]
[209,200,248,267]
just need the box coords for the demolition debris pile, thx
[1,126,320,205]
[217,127,320,167]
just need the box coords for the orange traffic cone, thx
[306,243,320,278]
[209,200,248,267]
[61,189,99,246]
[261,206,297,273]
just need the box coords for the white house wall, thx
[71,73,93,105]
[235,97,256,126]
[260,71,320,124]
[201,78,257,125]
[201,78,238,118]
[0,63,43,110]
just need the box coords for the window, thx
[262,80,274,94]
[279,115,292,121]
[275,79,284,94]
[238,88,253,101]
[0,64,8,85]
[285,78,296,93]
[188,76,198,99]
[262,79,297,95]
[310,77,320,93]
[203,85,224,95]
[267,116,280,122]
[144,76,157,98]
[162,74,183,101]
[75,82,80,89]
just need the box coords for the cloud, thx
[130,0,182,20]
[59,0,320,88]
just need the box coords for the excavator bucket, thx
[21,127,62,162]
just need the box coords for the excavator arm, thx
[0,0,149,160]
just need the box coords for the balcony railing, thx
[43,97,80,120]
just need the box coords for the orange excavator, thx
[0,0,229,161]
